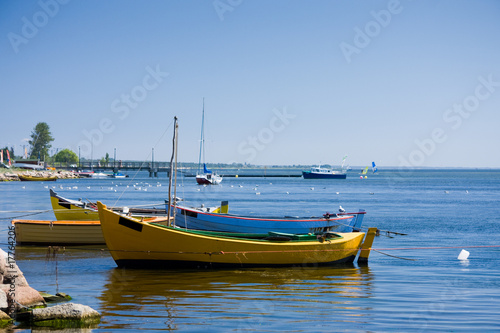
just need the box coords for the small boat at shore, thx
[49,189,167,221]
[11,216,172,245]
[12,219,104,244]
[97,201,377,268]
[19,174,57,181]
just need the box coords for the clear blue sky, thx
[2,0,500,168]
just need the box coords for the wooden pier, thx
[52,161,304,178]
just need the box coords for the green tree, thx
[54,149,78,164]
[29,122,54,160]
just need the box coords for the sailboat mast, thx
[167,116,178,227]
[198,98,205,173]
[91,140,93,172]
[173,118,179,223]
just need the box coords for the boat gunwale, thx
[51,189,167,215]
[12,219,102,226]
[174,205,356,222]
[151,222,343,242]
[112,211,357,245]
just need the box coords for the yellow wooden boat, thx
[19,174,57,181]
[12,219,104,245]
[12,215,172,245]
[97,201,377,268]
[50,189,167,221]
[50,188,100,220]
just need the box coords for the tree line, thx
[2,122,77,165]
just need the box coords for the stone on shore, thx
[40,292,72,303]
[0,249,45,311]
[0,292,7,310]
[0,285,46,311]
[1,248,100,329]
[32,303,100,327]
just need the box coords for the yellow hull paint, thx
[51,196,100,221]
[19,175,57,181]
[97,202,375,268]
[12,220,105,245]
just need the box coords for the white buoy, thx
[458,249,470,260]
[122,207,129,214]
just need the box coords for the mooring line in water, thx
[0,210,51,220]
[372,249,417,261]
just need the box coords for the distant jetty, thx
[184,173,302,178]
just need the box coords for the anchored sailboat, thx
[195,100,222,185]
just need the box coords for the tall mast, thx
[167,116,178,227]
[91,140,93,172]
[198,98,205,173]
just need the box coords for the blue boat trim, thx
[172,205,364,234]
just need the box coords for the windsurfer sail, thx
[341,155,349,171]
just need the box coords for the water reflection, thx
[98,265,373,330]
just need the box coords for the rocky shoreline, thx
[1,249,100,329]
[0,169,79,182]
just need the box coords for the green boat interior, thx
[149,222,343,242]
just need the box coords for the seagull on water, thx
[339,206,346,213]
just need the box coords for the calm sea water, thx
[1,169,500,332]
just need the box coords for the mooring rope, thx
[372,249,417,261]
[0,210,52,220]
